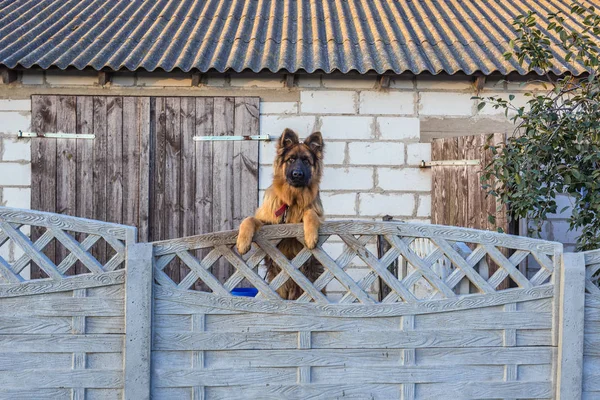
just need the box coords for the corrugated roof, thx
[0,0,591,75]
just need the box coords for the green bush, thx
[477,3,600,251]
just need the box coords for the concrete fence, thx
[0,206,594,399]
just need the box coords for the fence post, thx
[556,252,586,399]
[123,242,154,400]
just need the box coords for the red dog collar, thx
[275,203,288,218]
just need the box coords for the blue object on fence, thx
[231,287,258,297]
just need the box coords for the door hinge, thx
[193,135,271,142]
[420,159,480,168]
[18,131,95,139]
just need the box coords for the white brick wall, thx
[2,137,30,161]
[348,142,404,165]
[0,70,579,252]
[300,91,356,114]
[419,92,474,116]
[359,91,415,115]
[378,117,420,141]
[0,162,30,186]
[319,116,373,140]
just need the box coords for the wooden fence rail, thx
[0,206,595,399]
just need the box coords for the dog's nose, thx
[292,170,304,179]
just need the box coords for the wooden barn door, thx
[431,134,508,233]
[30,95,259,282]
[430,133,512,288]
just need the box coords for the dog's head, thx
[275,128,324,188]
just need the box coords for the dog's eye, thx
[302,159,310,165]
[288,158,295,163]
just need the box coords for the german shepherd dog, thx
[236,128,325,300]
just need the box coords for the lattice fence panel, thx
[0,207,134,284]
[152,221,561,303]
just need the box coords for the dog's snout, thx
[292,169,304,179]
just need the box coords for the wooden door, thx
[430,133,513,288]
[30,95,259,282]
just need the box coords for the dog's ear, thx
[278,128,299,149]
[304,131,324,159]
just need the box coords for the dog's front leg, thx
[236,217,264,255]
[303,209,321,249]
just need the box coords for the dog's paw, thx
[304,230,319,250]
[236,235,253,255]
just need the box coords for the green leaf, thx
[509,94,515,101]
[477,102,486,111]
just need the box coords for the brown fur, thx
[236,129,325,300]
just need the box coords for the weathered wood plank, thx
[212,97,235,283]
[180,97,196,267]
[122,97,140,235]
[0,271,124,298]
[456,136,468,230]
[152,97,166,243]
[106,96,123,228]
[431,139,444,226]
[194,97,214,291]
[0,369,123,389]
[0,335,123,352]
[55,96,77,271]
[164,97,182,282]
[195,97,214,235]
[153,284,554,317]
[138,97,151,242]
[233,97,259,228]
[93,96,108,262]
[76,96,94,274]
[31,95,57,277]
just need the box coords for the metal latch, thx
[193,135,271,142]
[420,159,480,168]
[18,130,95,139]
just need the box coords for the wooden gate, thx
[431,133,508,233]
[430,133,515,288]
[30,95,259,282]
